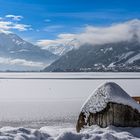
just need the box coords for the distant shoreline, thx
[0,77,140,80]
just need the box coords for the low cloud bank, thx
[0,57,43,68]
[37,19,140,49]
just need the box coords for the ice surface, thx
[82,82,140,114]
[0,125,140,140]
[0,73,140,121]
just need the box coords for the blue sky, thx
[0,0,140,43]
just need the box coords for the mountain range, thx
[44,35,140,72]
[1,32,140,72]
[0,32,58,71]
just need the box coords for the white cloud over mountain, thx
[37,33,77,48]
[78,19,140,45]
[37,19,140,51]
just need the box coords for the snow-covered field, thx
[0,72,140,139]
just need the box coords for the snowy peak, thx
[82,82,140,114]
[0,32,56,56]
[0,33,27,49]
[42,38,79,56]
[45,44,74,56]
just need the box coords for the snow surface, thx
[103,47,113,53]
[120,51,134,60]
[127,53,140,63]
[82,82,140,114]
[108,62,115,67]
[0,125,140,140]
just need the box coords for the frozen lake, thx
[0,72,140,128]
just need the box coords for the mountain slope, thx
[44,38,140,72]
[0,32,58,71]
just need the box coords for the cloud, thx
[0,20,31,33]
[44,25,64,32]
[0,14,31,33]
[37,33,79,50]
[37,19,140,49]
[77,19,140,45]
[0,21,12,31]
[0,57,43,68]
[45,11,122,20]
[44,19,51,22]
[12,23,31,31]
[5,15,23,21]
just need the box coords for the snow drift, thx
[0,125,140,140]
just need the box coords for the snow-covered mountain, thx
[0,32,58,71]
[44,44,73,56]
[42,38,79,56]
[44,36,140,72]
